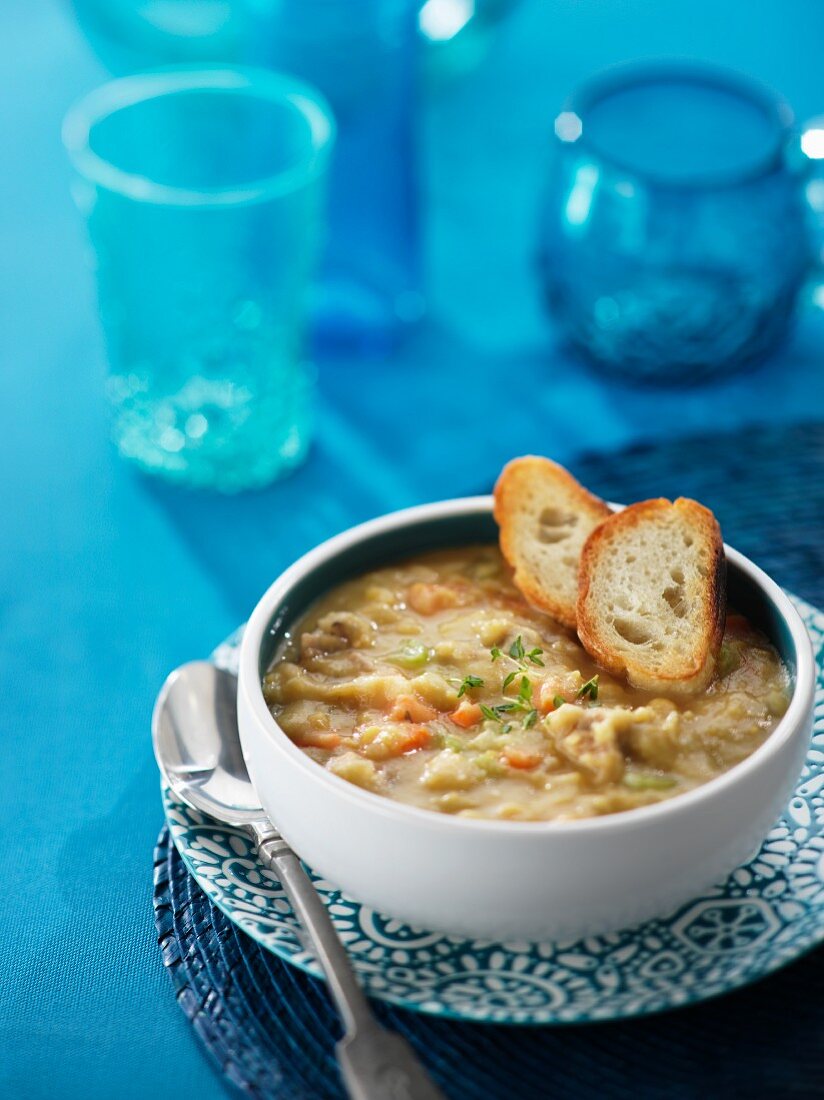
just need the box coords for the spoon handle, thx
[254,831,446,1100]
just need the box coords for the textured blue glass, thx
[539,64,812,384]
[71,0,421,353]
[63,69,334,491]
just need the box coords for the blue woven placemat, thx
[153,420,824,1099]
[153,825,824,1100]
[572,420,824,610]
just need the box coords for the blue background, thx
[2,2,824,1097]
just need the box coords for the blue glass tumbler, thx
[69,0,276,71]
[538,63,812,384]
[71,0,421,353]
[63,69,335,491]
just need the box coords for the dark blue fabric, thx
[5,3,824,1099]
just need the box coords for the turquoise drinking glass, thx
[71,1,421,354]
[63,68,335,490]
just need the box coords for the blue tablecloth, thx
[3,3,824,1098]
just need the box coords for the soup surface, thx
[263,545,789,821]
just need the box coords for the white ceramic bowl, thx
[238,497,815,941]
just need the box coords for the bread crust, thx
[577,498,726,693]
[494,456,611,629]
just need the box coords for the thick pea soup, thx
[263,545,789,822]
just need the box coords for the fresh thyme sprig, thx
[478,671,538,729]
[480,637,546,730]
[506,636,544,667]
[577,675,599,701]
[455,674,484,698]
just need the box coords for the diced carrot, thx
[356,723,432,759]
[537,681,568,714]
[538,683,556,713]
[726,613,749,628]
[295,730,341,750]
[395,725,432,754]
[725,613,752,637]
[406,582,461,615]
[449,701,483,728]
[390,694,439,723]
[502,746,542,770]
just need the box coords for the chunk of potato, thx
[421,750,483,791]
[327,752,380,791]
[277,666,409,709]
[473,615,514,648]
[432,640,476,665]
[354,723,431,760]
[467,728,506,752]
[407,582,462,615]
[438,792,479,813]
[300,611,374,659]
[765,689,789,717]
[275,700,321,737]
[367,606,404,626]
[545,704,640,785]
[364,585,395,604]
[623,705,678,769]
[262,673,282,706]
[407,670,459,711]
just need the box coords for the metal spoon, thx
[152,661,446,1100]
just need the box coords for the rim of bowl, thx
[62,66,336,208]
[557,60,794,192]
[239,495,815,836]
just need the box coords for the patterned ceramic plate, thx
[164,595,824,1025]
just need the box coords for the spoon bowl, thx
[152,660,265,827]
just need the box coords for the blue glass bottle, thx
[263,1,421,352]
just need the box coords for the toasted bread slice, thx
[577,498,726,693]
[494,456,612,629]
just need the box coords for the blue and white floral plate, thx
[163,594,824,1025]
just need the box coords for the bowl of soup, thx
[237,497,814,941]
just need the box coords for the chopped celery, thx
[717,642,741,678]
[623,771,677,791]
[388,642,431,669]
